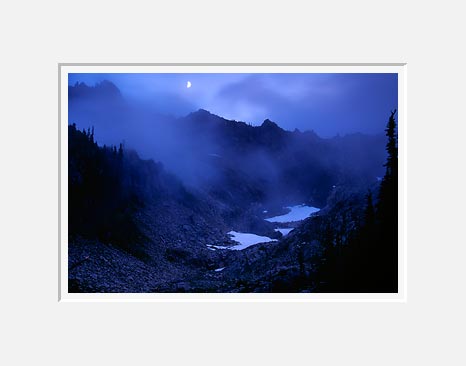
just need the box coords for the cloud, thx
[210,73,397,135]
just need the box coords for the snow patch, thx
[265,204,320,223]
[206,231,277,251]
[227,231,276,250]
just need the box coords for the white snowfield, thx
[205,205,319,252]
[206,231,276,251]
[227,231,276,250]
[265,204,320,223]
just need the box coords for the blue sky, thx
[69,73,397,137]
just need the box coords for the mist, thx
[68,77,390,209]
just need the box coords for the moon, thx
[186,81,192,88]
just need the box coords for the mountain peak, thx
[187,108,215,119]
[261,119,281,130]
[96,79,120,92]
[69,79,122,100]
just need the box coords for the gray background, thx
[1,1,464,365]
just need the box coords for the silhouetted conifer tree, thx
[315,110,398,293]
[376,109,398,291]
[68,125,147,259]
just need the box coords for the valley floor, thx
[68,205,323,293]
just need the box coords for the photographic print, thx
[61,65,403,297]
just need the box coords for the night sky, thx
[69,73,397,137]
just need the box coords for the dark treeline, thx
[68,123,201,260]
[68,124,147,258]
[316,110,398,292]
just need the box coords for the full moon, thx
[186,81,192,88]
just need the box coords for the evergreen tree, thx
[315,110,399,293]
[68,125,147,259]
[376,109,398,292]
[383,109,398,178]
[378,110,398,239]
